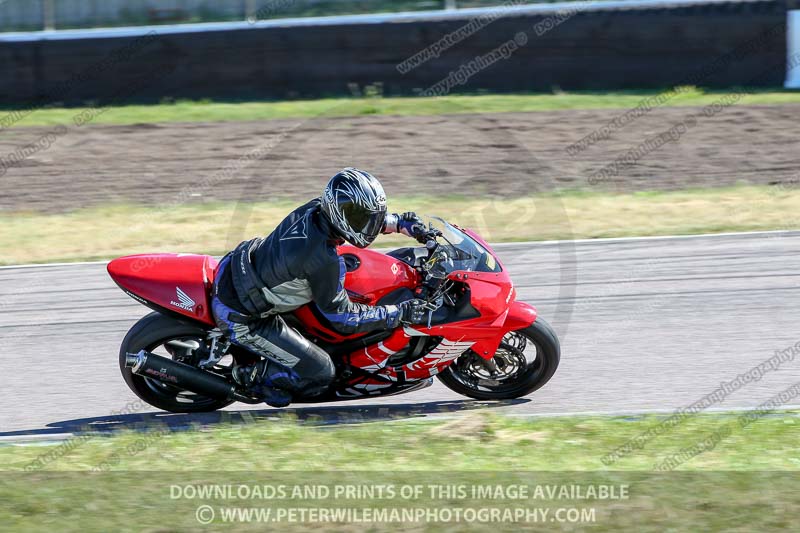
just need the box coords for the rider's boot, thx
[233,360,293,408]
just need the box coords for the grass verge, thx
[1,411,798,531]
[3,410,799,472]
[1,185,797,265]
[2,88,800,128]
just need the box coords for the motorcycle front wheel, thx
[436,317,560,400]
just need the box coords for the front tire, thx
[119,312,235,413]
[436,317,560,400]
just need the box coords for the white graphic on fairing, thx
[406,339,475,375]
[403,326,429,337]
[360,342,396,373]
[170,287,196,311]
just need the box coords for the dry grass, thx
[1,185,797,265]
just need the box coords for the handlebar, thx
[414,224,442,246]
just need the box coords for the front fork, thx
[469,300,539,360]
[478,356,499,373]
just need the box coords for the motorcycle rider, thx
[212,168,430,407]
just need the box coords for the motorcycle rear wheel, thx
[118,312,235,413]
[436,318,560,400]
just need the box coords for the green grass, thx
[1,412,798,531]
[4,411,799,472]
[3,88,800,128]
[2,185,799,265]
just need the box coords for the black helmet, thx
[320,168,387,248]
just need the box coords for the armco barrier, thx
[0,0,790,106]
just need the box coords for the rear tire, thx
[436,317,560,400]
[119,312,235,413]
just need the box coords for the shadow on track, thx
[0,398,530,439]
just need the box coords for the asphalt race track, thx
[2,231,799,438]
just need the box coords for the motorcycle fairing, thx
[108,238,539,395]
[107,253,218,326]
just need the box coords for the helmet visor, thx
[342,202,386,241]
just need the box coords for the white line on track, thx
[505,404,800,419]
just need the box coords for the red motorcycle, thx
[108,218,560,412]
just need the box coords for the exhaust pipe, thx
[125,350,236,401]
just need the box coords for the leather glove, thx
[397,212,428,243]
[398,212,424,226]
[397,299,428,325]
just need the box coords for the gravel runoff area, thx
[1,104,799,212]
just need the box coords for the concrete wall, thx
[0,0,789,106]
